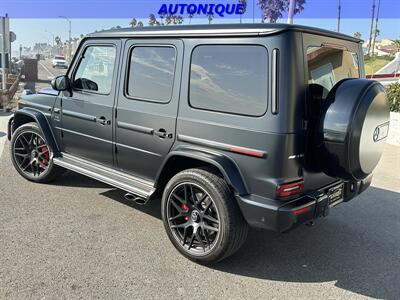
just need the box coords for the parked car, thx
[8,24,390,263]
[52,55,68,68]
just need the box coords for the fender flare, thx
[156,147,248,195]
[9,108,61,155]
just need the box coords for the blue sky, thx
[4,0,400,48]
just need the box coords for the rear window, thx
[54,56,65,60]
[190,45,268,116]
[307,46,359,98]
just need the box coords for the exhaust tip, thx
[124,193,147,205]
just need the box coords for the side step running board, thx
[53,153,155,199]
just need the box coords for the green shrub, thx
[386,82,400,112]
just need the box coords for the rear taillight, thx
[276,180,304,198]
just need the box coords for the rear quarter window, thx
[307,46,359,98]
[189,45,268,116]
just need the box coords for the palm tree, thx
[207,13,214,24]
[188,13,194,24]
[367,0,376,56]
[353,32,362,39]
[137,21,144,27]
[129,18,137,27]
[149,14,157,26]
[371,0,381,56]
[258,0,305,23]
[238,0,247,24]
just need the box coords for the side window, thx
[73,45,116,94]
[127,46,176,102]
[190,45,268,116]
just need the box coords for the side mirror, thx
[51,75,70,91]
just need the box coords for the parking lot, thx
[0,111,399,298]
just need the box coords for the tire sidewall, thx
[10,122,55,182]
[161,170,231,263]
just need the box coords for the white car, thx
[52,55,68,69]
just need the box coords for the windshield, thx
[307,46,359,99]
[54,56,65,60]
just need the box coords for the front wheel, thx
[10,122,65,183]
[161,168,248,264]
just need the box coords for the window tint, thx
[307,46,359,98]
[73,45,116,94]
[127,46,176,102]
[190,45,268,116]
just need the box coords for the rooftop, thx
[89,23,360,42]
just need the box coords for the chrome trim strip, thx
[115,143,162,157]
[177,134,267,158]
[55,127,113,144]
[117,121,154,135]
[62,110,97,122]
[271,48,279,115]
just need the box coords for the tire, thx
[161,168,248,264]
[10,122,65,183]
[316,79,390,180]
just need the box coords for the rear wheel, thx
[10,122,65,183]
[161,168,248,264]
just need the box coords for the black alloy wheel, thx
[166,182,220,255]
[10,122,65,183]
[13,130,51,177]
[162,168,248,263]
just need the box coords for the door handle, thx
[155,128,173,139]
[96,116,111,125]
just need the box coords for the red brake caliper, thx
[39,145,49,167]
[181,204,189,221]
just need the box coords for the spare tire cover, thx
[318,79,390,180]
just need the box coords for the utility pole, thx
[367,0,376,56]
[371,0,381,56]
[337,0,341,32]
[287,0,296,24]
[0,15,8,91]
[59,16,71,61]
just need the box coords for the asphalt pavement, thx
[0,114,399,298]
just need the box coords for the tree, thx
[367,0,376,56]
[371,29,380,55]
[395,40,400,51]
[149,14,157,26]
[188,13,194,25]
[137,21,144,27]
[207,13,214,24]
[353,32,362,39]
[238,0,247,24]
[258,0,305,23]
[129,18,137,27]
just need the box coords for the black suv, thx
[8,24,390,263]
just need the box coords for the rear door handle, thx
[96,116,111,125]
[155,128,173,139]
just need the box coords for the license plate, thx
[327,184,344,207]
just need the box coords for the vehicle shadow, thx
[51,170,111,189]
[101,186,400,299]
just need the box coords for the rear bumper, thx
[236,176,372,232]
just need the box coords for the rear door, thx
[115,39,183,180]
[59,40,120,166]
